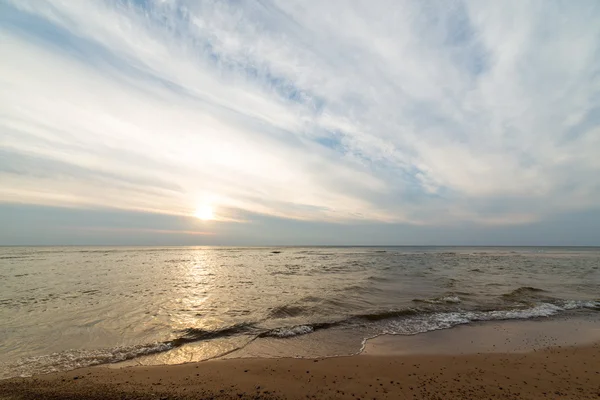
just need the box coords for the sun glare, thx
[194,204,214,221]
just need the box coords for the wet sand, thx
[2,317,600,399]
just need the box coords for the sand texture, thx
[2,342,600,399]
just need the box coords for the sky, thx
[1,0,600,246]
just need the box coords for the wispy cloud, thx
[1,0,599,227]
[64,226,214,236]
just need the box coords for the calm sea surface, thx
[1,246,599,378]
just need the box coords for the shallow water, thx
[1,246,599,378]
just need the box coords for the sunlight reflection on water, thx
[1,246,599,378]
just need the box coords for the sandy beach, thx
[2,318,599,400]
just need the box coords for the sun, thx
[194,204,214,221]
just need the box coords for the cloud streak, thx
[1,0,599,228]
[64,226,214,236]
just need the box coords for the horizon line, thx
[1,244,599,248]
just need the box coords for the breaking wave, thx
[381,301,600,335]
[3,299,598,379]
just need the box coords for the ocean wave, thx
[3,342,174,379]
[268,305,310,319]
[4,323,261,377]
[298,295,324,303]
[4,323,259,378]
[558,299,600,311]
[4,300,598,379]
[367,275,391,282]
[260,325,314,338]
[354,308,420,321]
[382,301,600,336]
[270,270,300,276]
[413,295,462,304]
[501,286,549,301]
[259,322,339,338]
[172,323,255,346]
[169,300,600,344]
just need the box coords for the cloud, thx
[1,0,599,227]
[64,226,214,236]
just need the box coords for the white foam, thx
[559,300,600,310]
[416,295,462,304]
[440,296,461,303]
[382,301,599,336]
[264,325,314,338]
[2,342,173,379]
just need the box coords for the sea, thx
[1,246,599,379]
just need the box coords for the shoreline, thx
[2,316,600,399]
[364,313,600,355]
[2,344,599,399]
